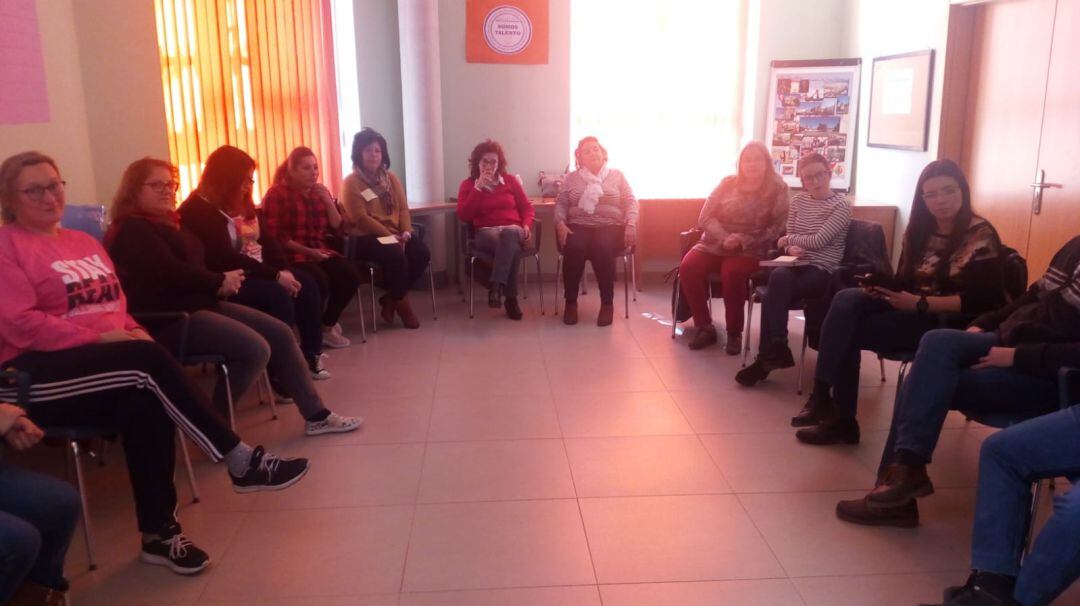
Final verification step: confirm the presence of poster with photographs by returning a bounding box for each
[765,58,861,191]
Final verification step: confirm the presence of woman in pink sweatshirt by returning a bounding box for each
[456,139,536,320]
[0,151,309,576]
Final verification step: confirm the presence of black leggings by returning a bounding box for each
[348,235,431,300]
[0,341,240,533]
[563,224,625,304]
[294,255,361,327]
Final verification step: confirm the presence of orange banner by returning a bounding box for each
[466,0,548,64]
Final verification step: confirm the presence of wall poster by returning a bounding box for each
[765,58,861,191]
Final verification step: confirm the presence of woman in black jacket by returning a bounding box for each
[178,146,329,379]
[106,157,360,437]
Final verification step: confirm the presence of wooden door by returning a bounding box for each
[1026,0,1080,278]
[960,0,1056,257]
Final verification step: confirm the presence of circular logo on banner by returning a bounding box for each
[483,5,532,55]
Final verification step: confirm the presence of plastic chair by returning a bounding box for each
[61,205,106,241]
[461,219,545,318]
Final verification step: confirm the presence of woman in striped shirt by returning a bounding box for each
[555,136,638,326]
[736,153,850,386]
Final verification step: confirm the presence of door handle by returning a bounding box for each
[1030,169,1063,215]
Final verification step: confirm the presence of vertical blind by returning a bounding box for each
[154,0,342,203]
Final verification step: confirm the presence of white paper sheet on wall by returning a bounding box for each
[0,0,51,125]
[881,68,914,116]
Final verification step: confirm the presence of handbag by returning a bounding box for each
[537,170,567,197]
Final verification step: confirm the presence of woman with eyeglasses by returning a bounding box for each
[106,157,362,438]
[792,159,1006,445]
[178,145,329,380]
[736,153,850,386]
[0,151,310,576]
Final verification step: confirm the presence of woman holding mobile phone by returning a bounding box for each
[456,139,535,320]
[792,159,1005,445]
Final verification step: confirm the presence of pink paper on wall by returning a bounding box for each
[0,0,51,124]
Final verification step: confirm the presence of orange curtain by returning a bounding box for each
[154,0,341,204]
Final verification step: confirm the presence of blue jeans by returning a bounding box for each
[759,265,830,349]
[474,226,525,297]
[815,288,939,418]
[971,406,1080,606]
[0,463,80,600]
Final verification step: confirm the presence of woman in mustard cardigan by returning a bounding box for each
[341,128,431,329]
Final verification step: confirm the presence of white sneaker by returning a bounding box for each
[322,329,351,349]
[305,412,363,436]
[307,354,331,380]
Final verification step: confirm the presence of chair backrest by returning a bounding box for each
[61,205,106,241]
[1000,245,1028,303]
[841,219,893,278]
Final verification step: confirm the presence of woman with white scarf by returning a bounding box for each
[555,136,639,326]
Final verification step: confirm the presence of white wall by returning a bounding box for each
[845,0,952,253]
[72,0,170,204]
[0,0,97,204]
[437,0,571,198]
[353,0,407,187]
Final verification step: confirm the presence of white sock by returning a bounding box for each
[225,442,255,477]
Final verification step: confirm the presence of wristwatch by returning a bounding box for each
[916,295,929,314]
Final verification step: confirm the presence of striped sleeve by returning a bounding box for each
[784,192,850,271]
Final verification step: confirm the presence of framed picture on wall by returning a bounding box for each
[867,49,934,151]
[764,58,861,192]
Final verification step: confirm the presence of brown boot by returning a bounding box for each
[395,297,420,329]
[688,326,718,350]
[597,303,614,326]
[8,580,67,606]
[563,301,578,325]
[379,294,396,326]
[835,496,919,528]
[866,464,934,507]
[725,332,742,355]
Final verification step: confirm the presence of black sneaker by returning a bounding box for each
[229,446,310,493]
[140,523,210,575]
[735,358,770,386]
[504,296,523,320]
[919,571,1020,606]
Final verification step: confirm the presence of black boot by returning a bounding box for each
[791,392,833,427]
[488,283,503,308]
[795,416,860,445]
[504,296,523,320]
[919,571,1019,606]
[735,358,770,386]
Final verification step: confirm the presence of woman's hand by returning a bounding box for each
[972,347,1015,369]
[624,226,637,249]
[311,183,335,207]
[722,234,742,251]
[786,245,806,258]
[777,235,789,249]
[966,325,985,333]
[218,269,246,297]
[277,270,302,296]
[0,403,25,435]
[556,223,573,249]
[130,327,154,342]
[0,403,43,451]
[521,224,532,245]
[98,329,140,343]
[866,287,919,311]
[475,172,496,191]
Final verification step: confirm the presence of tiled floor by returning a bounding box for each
[13,284,1079,605]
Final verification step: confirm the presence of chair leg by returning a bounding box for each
[797,332,808,395]
[536,254,545,315]
[630,252,638,301]
[220,363,235,431]
[743,295,755,368]
[369,267,378,333]
[469,258,476,319]
[1022,480,1044,560]
[428,266,438,320]
[522,257,529,300]
[623,254,630,319]
[70,440,97,571]
[879,356,886,382]
[707,283,713,318]
[671,274,680,339]
[554,255,562,316]
[255,370,269,405]
[894,360,910,401]
[263,371,278,420]
[178,436,200,503]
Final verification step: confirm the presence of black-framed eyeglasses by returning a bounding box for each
[144,180,180,194]
[19,181,66,202]
[800,170,831,184]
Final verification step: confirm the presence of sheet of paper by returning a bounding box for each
[360,188,379,202]
[0,0,51,124]
[377,235,399,245]
[881,68,914,116]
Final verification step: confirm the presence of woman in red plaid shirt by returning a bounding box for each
[262,148,360,348]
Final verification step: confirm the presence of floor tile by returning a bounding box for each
[435,355,551,397]
[545,356,665,394]
[792,572,964,606]
[600,579,806,606]
[565,435,730,497]
[400,586,601,606]
[418,439,575,502]
[554,391,693,437]
[427,392,561,441]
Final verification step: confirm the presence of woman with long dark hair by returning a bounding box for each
[262,147,360,347]
[341,128,430,329]
[177,145,329,379]
[793,159,1006,445]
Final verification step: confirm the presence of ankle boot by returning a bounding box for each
[688,326,718,350]
[563,301,579,325]
[395,297,420,329]
[379,294,396,325]
[725,332,742,356]
[597,303,614,327]
[488,284,503,308]
[504,296,523,320]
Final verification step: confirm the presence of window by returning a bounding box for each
[570,0,747,198]
[154,0,342,202]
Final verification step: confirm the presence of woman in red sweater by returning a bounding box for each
[0,151,308,575]
[456,140,536,320]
